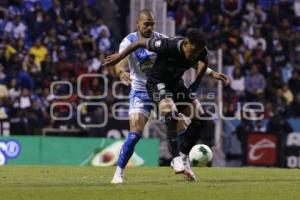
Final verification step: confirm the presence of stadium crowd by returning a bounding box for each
[0,0,126,135]
[0,0,299,135]
[167,0,300,120]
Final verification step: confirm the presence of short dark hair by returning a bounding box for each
[185,28,206,49]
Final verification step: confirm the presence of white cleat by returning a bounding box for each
[110,176,124,184]
[182,157,196,181]
[170,156,185,174]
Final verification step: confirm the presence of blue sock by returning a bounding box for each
[117,132,141,169]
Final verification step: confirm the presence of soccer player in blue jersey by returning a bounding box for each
[110,9,167,184]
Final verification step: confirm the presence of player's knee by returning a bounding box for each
[130,122,143,133]
[129,113,148,132]
[159,98,174,110]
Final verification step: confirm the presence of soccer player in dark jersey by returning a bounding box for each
[104,28,229,181]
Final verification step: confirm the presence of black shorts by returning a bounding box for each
[146,79,195,103]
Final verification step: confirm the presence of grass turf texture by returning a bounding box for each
[0,166,299,200]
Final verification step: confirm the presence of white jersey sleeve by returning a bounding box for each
[119,37,131,53]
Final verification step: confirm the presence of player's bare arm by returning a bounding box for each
[104,38,148,66]
[209,70,230,85]
[114,57,131,86]
[192,54,229,90]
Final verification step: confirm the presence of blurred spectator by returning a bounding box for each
[267,109,293,134]
[221,0,243,19]
[78,0,96,24]
[0,84,8,99]
[266,69,283,96]
[282,84,294,105]
[272,41,288,68]
[266,4,283,27]
[47,0,63,20]
[271,88,288,116]
[23,54,39,73]
[0,64,7,84]
[8,78,20,101]
[4,14,27,39]
[90,17,111,40]
[28,38,48,69]
[166,0,178,18]
[244,4,266,26]
[176,3,195,34]
[253,29,267,51]
[245,65,266,100]
[223,88,239,117]
[19,88,32,110]
[89,52,104,72]
[16,68,35,90]
[43,28,59,52]
[98,29,111,54]
[264,101,274,119]
[229,67,245,97]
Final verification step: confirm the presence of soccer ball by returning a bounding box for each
[189,144,213,166]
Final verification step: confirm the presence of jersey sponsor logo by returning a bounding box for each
[155,40,161,47]
[246,133,277,165]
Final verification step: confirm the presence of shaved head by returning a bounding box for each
[137,9,154,23]
[136,9,155,38]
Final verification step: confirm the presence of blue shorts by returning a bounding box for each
[129,90,153,118]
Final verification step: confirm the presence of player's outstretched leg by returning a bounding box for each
[179,118,207,155]
[178,117,208,181]
[111,132,141,184]
[164,112,185,173]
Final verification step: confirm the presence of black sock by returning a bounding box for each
[180,118,207,155]
[165,113,179,157]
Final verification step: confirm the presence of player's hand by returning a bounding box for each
[103,53,122,67]
[211,71,230,86]
[119,71,131,86]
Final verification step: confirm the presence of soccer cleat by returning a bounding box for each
[170,156,185,174]
[182,157,196,181]
[110,175,124,184]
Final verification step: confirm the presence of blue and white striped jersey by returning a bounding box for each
[119,32,167,91]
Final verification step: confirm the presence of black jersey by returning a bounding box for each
[146,37,208,86]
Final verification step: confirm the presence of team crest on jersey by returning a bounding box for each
[155,40,162,47]
[157,83,165,90]
[141,60,153,73]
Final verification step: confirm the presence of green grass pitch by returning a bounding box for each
[0,166,299,200]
